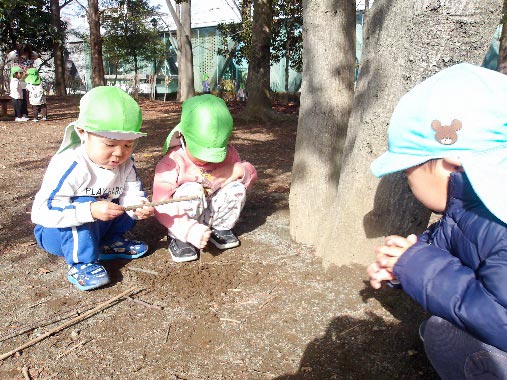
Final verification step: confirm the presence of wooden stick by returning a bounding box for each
[21,367,31,380]
[55,339,91,360]
[123,196,200,211]
[0,286,140,361]
[126,296,163,310]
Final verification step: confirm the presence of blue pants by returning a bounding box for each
[423,316,507,379]
[34,197,135,264]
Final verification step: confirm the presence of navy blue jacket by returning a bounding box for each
[394,171,507,351]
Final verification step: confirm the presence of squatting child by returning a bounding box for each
[367,63,507,379]
[31,86,155,291]
[25,67,47,122]
[153,94,257,262]
[10,66,27,122]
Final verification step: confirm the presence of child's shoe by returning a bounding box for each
[67,262,110,291]
[15,117,27,122]
[168,237,198,262]
[209,229,240,249]
[33,118,39,122]
[42,116,47,121]
[99,236,148,260]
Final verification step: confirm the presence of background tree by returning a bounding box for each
[271,0,302,104]
[0,0,60,93]
[497,0,507,74]
[242,0,273,120]
[289,0,356,246]
[102,0,165,98]
[314,0,502,267]
[165,0,195,101]
[86,0,106,86]
[50,0,72,96]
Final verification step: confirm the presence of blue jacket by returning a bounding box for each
[394,171,507,351]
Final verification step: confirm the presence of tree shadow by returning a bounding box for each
[272,284,437,380]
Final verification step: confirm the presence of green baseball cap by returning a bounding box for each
[164,94,233,163]
[58,86,145,153]
[10,66,22,78]
[25,68,40,84]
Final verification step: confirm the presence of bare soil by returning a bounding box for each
[0,96,436,379]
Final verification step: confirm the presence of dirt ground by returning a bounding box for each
[0,96,437,380]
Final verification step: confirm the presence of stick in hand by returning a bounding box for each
[123,195,200,212]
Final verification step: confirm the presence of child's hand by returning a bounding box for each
[133,205,155,220]
[200,227,211,249]
[91,200,125,221]
[212,162,245,188]
[368,234,417,289]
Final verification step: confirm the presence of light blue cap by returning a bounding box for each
[371,63,507,223]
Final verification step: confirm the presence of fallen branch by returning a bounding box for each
[123,196,199,211]
[0,286,141,361]
[21,367,31,380]
[55,339,91,360]
[127,266,159,276]
[126,296,163,310]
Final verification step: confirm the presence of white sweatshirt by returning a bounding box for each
[32,145,147,228]
[9,77,22,99]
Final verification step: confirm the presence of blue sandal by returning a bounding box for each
[100,236,148,260]
[67,262,110,291]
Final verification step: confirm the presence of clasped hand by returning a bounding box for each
[212,162,245,188]
[90,200,155,221]
[367,234,417,289]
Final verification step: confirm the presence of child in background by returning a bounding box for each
[153,94,257,262]
[367,63,507,379]
[237,84,246,102]
[25,68,47,122]
[31,86,155,291]
[9,66,27,122]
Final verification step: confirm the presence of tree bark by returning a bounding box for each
[242,0,273,119]
[497,0,507,74]
[88,0,106,87]
[318,0,502,267]
[50,0,66,96]
[289,0,356,245]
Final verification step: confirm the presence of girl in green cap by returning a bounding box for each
[31,86,155,291]
[153,94,257,262]
[25,68,47,122]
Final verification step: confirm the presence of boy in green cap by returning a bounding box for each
[153,94,257,262]
[25,67,47,122]
[31,86,155,291]
[9,66,28,122]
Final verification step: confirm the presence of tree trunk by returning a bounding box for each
[497,0,507,74]
[242,0,273,119]
[88,0,106,87]
[50,0,66,96]
[318,0,502,267]
[283,27,290,105]
[289,0,356,246]
[179,0,195,101]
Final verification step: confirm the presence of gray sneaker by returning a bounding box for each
[168,237,198,262]
[209,229,240,249]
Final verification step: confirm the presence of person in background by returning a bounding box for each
[367,63,507,379]
[9,66,28,122]
[6,44,39,118]
[25,68,47,122]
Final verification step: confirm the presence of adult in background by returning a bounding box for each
[6,44,39,118]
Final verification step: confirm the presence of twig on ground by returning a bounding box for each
[126,296,163,310]
[164,323,171,344]
[127,267,159,276]
[21,367,31,380]
[0,286,141,361]
[123,196,199,211]
[219,318,242,324]
[338,323,362,336]
[55,339,91,360]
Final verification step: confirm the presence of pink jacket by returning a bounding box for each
[153,145,257,247]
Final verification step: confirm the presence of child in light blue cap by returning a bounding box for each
[367,63,507,379]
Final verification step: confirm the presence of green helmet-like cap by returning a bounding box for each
[10,66,22,78]
[58,86,145,153]
[164,94,233,163]
[25,68,40,85]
